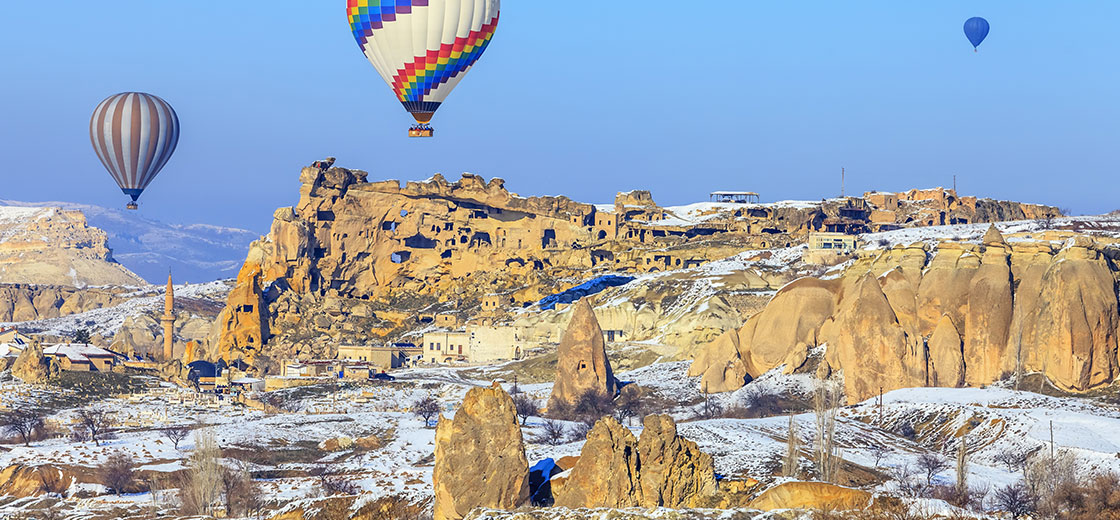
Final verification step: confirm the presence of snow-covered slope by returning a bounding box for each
[0,200,257,283]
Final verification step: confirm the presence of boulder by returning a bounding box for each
[748,481,872,512]
[11,341,49,384]
[547,298,616,410]
[433,382,529,520]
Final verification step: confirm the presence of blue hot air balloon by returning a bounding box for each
[964,17,990,51]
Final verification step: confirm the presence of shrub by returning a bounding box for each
[993,481,1036,519]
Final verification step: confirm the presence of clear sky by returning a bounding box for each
[2,1,1118,232]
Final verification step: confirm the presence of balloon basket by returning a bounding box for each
[126,202,139,210]
[409,125,434,138]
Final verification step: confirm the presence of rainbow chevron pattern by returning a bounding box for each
[347,0,499,123]
[391,17,499,103]
[347,0,428,49]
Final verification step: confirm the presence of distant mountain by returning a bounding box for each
[0,200,257,284]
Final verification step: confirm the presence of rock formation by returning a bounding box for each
[691,228,1120,403]
[553,417,642,509]
[11,341,49,384]
[433,382,529,520]
[0,284,124,322]
[553,415,716,509]
[636,415,718,508]
[211,160,1056,366]
[548,298,616,409]
[0,205,144,286]
[748,481,872,512]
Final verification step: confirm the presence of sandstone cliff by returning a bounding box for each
[433,382,530,520]
[0,284,124,322]
[0,206,144,286]
[210,160,1061,367]
[691,227,1120,403]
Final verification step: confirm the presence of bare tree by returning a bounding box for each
[511,393,539,426]
[994,447,1030,473]
[993,482,1036,519]
[890,463,922,497]
[917,452,949,487]
[813,377,842,483]
[612,390,644,427]
[99,450,136,495]
[221,461,258,517]
[783,413,800,478]
[178,429,223,515]
[2,409,45,446]
[411,396,441,428]
[699,392,723,420]
[869,443,889,469]
[76,408,113,446]
[535,419,567,446]
[161,424,192,450]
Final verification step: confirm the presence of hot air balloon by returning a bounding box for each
[347,0,500,137]
[89,92,180,210]
[964,17,990,52]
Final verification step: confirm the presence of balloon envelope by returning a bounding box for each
[347,0,500,125]
[89,92,180,202]
[964,17,990,50]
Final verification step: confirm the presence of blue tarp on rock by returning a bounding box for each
[538,275,635,311]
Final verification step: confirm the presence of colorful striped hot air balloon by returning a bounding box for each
[347,0,500,137]
[89,92,180,210]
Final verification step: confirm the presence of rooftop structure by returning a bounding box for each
[710,191,760,204]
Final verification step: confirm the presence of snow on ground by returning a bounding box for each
[0,280,231,337]
[4,357,1120,518]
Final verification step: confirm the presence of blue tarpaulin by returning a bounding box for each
[538,275,635,310]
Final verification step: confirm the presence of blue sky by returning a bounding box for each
[2,1,1118,232]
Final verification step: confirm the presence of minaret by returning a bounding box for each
[162,271,175,362]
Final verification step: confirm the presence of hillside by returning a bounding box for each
[0,200,257,284]
[0,206,144,287]
[207,159,1060,366]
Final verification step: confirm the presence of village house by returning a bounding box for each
[42,344,124,372]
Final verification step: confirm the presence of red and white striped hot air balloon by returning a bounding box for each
[89,92,180,210]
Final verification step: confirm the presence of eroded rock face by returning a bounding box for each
[433,382,529,520]
[0,285,124,323]
[691,231,1120,403]
[212,161,1056,367]
[748,481,872,512]
[553,415,717,509]
[636,415,717,508]
[11,341,49,384]
[0,206,145,287]
[0,464,74,498]
[552,417,641,509]
[548,298,616,409]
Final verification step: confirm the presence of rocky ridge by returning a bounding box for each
[0,205,144,287]
[210,160,1058,367]
[691,226,1120,402]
